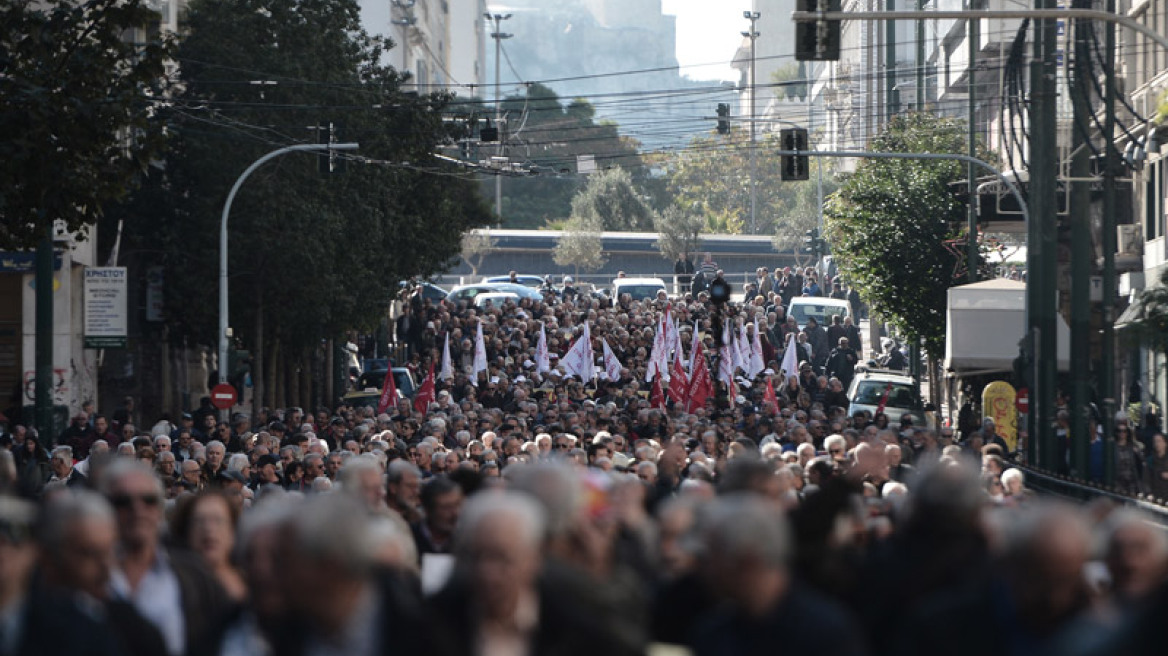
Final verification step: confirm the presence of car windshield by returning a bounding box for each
[358,370,413,394]
[852,381,921,409]
[616,285,664,300]
[790,303,848,325]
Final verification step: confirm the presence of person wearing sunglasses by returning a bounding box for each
[104,460,229,656]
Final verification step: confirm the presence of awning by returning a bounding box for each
[1115,301,1142,329]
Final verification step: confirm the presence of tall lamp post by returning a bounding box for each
[743,10,761,234]
[486,12,513,221]
[219,143,358,386]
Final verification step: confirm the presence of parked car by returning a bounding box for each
[787,296,852,330]
[446,282,543,304]
[612,277,667,301]
[481,274,546,289]
[353,366,418,399]
[846,367,932,427]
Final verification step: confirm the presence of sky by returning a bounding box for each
[662,0,754,82]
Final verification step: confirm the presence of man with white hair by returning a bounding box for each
[427,491,640,655]
[48,445,87,488]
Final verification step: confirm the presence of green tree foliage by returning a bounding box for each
[664,131,834,237]
[553,216,606,275]
[772,161,833,266]
[460,229,497,276]
[570,167,654,232]
[481,84,642,229]
[110,0,491,353]
[654,206,704,263]
[824,112,972,357]
[770,62,808,102]
[0,0,172,249]
[1124,268,1168,366]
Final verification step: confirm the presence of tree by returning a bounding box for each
[109,0,491,406]
[569,167,654,232]
[663,131,835,237]
[461,229,497,276]
[772,161,835,267]
[553,217,606,276]
[825,112,974,361]
[771,62,808,102]
[1125,268,1168,370]
[0,0,172,249]
[654,206,703,263]
[472,84,643,229]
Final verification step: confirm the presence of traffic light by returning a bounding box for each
[781,128,810,181]
[795,0,842,61]
[802,228,829,259]
[480,118,498,142]
[716,103,731,135]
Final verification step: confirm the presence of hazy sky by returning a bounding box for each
[662,0,753,82]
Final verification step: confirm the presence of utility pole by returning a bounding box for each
[486,12,513,222]
[967,7,978,283]
[916,0,926,110]
[1028,0,1059,469]
[1101,0,1117,483]
[886,0,899,119]
[1069,0,1091,476]
[743,10,761,235]
[34,223,53,437]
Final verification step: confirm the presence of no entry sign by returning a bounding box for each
[211,383,238,410]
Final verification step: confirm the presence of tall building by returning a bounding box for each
[359,0,486,96]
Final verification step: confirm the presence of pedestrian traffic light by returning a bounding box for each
[716,103,731,135]
[795,0,842,61]
[781,128,810,181]
[802,228,828,258]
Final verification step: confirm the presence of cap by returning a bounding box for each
[217,470,248,485]
[181,412,193,420]
[256,454,280,468]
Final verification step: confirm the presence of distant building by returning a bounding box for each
[359,0,486,96]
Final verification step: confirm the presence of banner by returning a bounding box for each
[376,366,398,414]
[84,267,128,349]
[413,363,436,413]
[982,380,1018,451]
[438,333,453,381]
[471,322,488,385]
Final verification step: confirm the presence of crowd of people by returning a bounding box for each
[0,274,1166,656]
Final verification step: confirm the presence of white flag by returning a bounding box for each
[560,322,596,381]
[780,332,799,385]
[749,318,766,378]
[688,321,702,373]
[734,323,749,373]
[645,313,670,382]
[719,323,737,389]
[471,321,488,386]
[439,333,453,381]
[535,322,550,376]
[602,338,623,382]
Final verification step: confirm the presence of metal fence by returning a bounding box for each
[1019,464,1168,530]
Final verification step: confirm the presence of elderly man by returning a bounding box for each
[427,491,640,656]
[103,460,228,656]
[48,445,88,488]
[411,477,463,559]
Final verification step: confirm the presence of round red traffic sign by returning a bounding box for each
[211,382,238,410]
[1015,387,1029,414]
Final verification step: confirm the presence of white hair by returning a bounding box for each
[824,434,847,454]
[293,493,380,575]
[702,494,791,567]
[1000,468,1025,489]
[37,490,115,556]
[311,476,333,493]
[455,491,547,553]
[227,453,250,472]
[51,445,73,461]
[882,481,909,499]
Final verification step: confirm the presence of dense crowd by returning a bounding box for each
[0,270,1166,656]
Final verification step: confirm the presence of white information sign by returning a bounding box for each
[84,267,128,348]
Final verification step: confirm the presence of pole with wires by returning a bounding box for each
[743,10,761,234]
[486,12,513,223]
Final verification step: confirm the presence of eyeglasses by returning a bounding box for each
[829,448,843,455]
[553,443,571,449]
[109,493,162,509]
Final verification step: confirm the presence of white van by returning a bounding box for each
[788,296,852,330]
[612,277,668,301]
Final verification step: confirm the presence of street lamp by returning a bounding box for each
[219,143,358,389]
[485,12,513,222]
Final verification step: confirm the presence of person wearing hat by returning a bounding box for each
[253,454,283,489]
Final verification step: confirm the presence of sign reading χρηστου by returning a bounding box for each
[84,267,128,349]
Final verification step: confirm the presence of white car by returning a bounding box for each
[612,277,667,301]
[846,367,931,427]
[787,296,852,330]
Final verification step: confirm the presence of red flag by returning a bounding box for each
[376,366,398,414]
[413,363,436,414]
[650,376,667,410]
[764,376,779,416]
[667,349,688,405]
[684,350,713,414]
[875,382,894,415]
